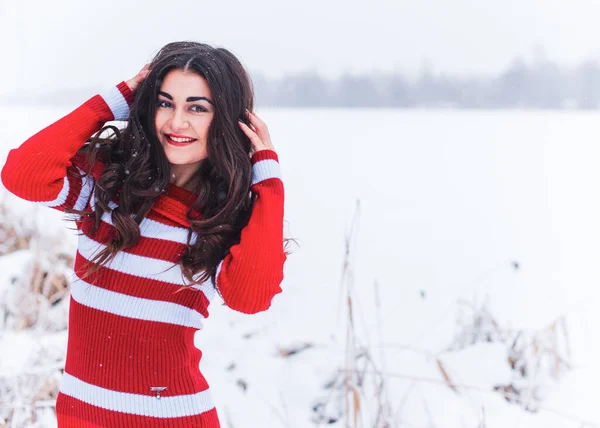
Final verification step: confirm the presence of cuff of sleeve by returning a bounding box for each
[99,82,133,121]
[251,150,281,186]
[251,149,278,164]
[117,81,134,104]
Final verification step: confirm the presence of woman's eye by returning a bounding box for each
[157,100,172,108]
[190,105,207,113]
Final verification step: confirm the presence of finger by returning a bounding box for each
[138,65,151,77]
[245,111,274,149]
[246,109,261,120]
[245,111,267,140]
[245,110,266,128]
[240,111,257,132]
[137,69,151,84]
[238,120,258,139]
[238,121,264,150]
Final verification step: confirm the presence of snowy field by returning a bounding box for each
[0,104,599,427]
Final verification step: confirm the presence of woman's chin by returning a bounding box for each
[164,152,208,166]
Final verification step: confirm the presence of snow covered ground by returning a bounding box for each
[0,105,599,427]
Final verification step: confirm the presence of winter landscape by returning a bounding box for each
[0,105,599,427]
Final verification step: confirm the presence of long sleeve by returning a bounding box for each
[0,82,133,219]
[215,150,286,314]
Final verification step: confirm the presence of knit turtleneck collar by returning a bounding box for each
[83,157,203,229]
[152,183,202,228]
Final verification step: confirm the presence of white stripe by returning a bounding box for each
[89,188,196,245]
[72,168,95,211]
[38,167,95,217]
[77,233,216,302]
[213,260,224,299]
[59,372,215,418]
[37,176,69,207]
[70,276,205,329]
[99,85,130,121]
[64,168,95,221]
[251,159,282,186]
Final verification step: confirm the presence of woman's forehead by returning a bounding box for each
[160,69,212,100]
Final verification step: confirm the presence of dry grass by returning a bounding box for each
[310,200,395,428]
[0,198,73,427]
[307,199,594,428]
[0,200,35,257]
[447,298,573,413]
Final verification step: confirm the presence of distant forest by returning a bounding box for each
[6,57,600,109]
[252,57,600,109]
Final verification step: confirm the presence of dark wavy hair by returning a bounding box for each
[65,41,284,289]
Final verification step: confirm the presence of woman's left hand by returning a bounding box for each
[238,110,276,154]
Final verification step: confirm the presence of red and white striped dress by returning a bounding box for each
[1,82,286,427]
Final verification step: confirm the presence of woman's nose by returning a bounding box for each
[170,108,189,130]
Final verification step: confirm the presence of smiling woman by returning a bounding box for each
[0,41,289,428]
[154,69,215,189]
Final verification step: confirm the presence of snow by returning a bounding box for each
[0,106,599,427]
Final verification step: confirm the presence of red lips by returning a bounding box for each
[165,134,198,146]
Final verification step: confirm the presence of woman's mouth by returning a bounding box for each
[165,134,198,147]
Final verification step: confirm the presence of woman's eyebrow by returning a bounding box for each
[187,96,214,105]
[159,91,214,106]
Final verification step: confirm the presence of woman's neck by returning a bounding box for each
[169,163,202,192]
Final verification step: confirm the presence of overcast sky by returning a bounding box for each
[2,0,600,95]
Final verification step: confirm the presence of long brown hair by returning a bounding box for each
[66,41,269,289]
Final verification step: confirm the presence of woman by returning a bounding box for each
[1,41,287,427]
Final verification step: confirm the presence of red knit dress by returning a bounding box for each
[0,82,286,427]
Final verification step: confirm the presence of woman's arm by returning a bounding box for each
[0,65,148,219]
[0,83,133,217]
[214,149,286,314]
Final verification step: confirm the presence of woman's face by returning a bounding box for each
[154,69,215,168]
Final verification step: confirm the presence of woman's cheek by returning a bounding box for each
[154,111,166,131]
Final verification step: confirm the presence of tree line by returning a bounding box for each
[252,58,600,109]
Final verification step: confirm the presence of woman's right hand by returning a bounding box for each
[126,64,151,92]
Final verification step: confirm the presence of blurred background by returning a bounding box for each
[0,1,599,427]
[5,0,600,109]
